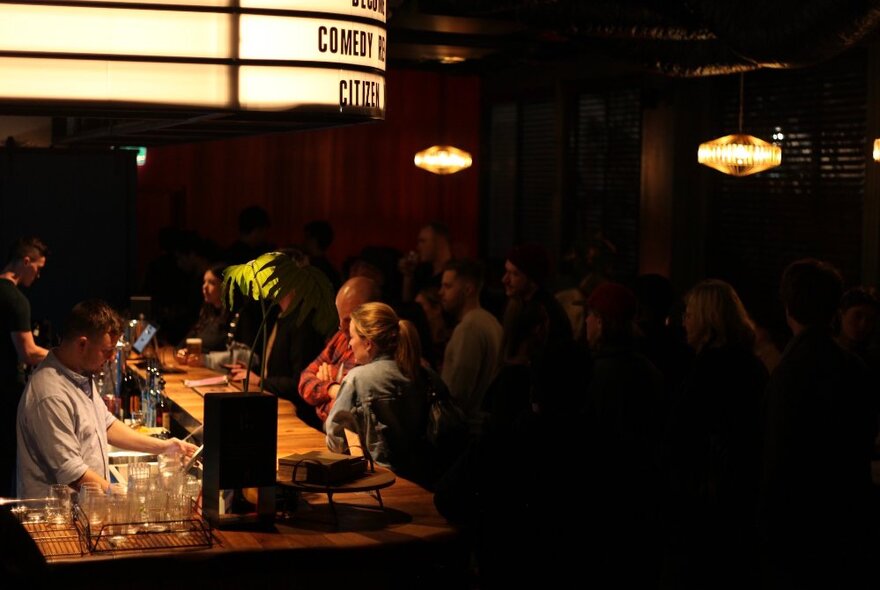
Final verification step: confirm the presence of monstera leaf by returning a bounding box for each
[220,251,338,392]
[223,252,285,304]
[223,251,337,335]
[266,263,338,337]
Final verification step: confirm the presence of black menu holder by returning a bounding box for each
[202,392,277,528]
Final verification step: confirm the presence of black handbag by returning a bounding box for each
[425,374,468,450]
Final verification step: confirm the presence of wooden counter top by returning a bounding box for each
[42,360,464,588]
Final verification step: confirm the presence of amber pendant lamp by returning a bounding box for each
[414,77,472,175]
[698,74,782,176]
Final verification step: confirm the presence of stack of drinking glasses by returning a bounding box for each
[73,458,203,550]
[5,486,85,559]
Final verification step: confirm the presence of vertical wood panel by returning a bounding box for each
[864,40,880,285]
[639,88,674,277]
[136,69,481,278]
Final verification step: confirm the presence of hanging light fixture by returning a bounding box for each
[414,76,472,175]
[414,145,473,174]
[873,139,880,161]
[698,74,781,176]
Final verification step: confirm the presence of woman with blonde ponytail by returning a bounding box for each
[325,302,446,475]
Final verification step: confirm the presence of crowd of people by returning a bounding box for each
[2,207,879,588]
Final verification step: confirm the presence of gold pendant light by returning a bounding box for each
[414,76,472,175]
[872,139,880,161]
[414,145,473,174]
[698,74,781,176]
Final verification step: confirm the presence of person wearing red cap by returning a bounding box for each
[580,281,664,587]
[503,243,572,345]
[583,281,638,350]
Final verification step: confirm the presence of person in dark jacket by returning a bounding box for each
[763,259,877,588]
[228,250,329,429]
[664,279,768,589]
[503,242,573,345]
[582,281,664,588]
[634,273,694,396]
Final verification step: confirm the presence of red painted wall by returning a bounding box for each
[135,69,481,278]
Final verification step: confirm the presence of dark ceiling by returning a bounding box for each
[17,0,880,147]
[390,0,880,76]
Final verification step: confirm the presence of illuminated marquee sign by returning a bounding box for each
[0,0,386,118]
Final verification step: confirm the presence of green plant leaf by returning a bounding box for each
[220,250,339,391]
[251,252,285,300]
[276,265,338,338]
[222,252,292,306]
[222,263,253,308]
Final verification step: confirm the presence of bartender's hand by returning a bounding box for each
[162,438,198,458]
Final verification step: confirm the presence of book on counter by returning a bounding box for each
[278,450,367,485]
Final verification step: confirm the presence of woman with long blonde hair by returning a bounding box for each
[665,279,768,587]
[325,302,445,475]
[682,279,756,353]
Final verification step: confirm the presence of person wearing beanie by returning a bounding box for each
[503,243,573,345]
[584,281,638,349]
[579,281,664,587]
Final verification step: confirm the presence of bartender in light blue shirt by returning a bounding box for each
[16,299,196,498]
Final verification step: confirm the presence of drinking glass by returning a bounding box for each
[127,463,151,528]
[78,482,103,511]
[84,491,107,532]
[48,483,72,525]
[129,410,145,430]
[107,489,130,538]
[186,338,203,367]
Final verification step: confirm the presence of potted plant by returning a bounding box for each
[221,250,338,393]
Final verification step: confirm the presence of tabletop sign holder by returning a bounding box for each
[202,392,277,528]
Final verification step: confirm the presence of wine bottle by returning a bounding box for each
[120,368,140,421]
[157,377,171,432]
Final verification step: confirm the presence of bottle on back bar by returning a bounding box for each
[120,368,140,421]
[157,377,171,432]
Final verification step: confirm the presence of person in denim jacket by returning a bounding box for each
[326,302,440,477]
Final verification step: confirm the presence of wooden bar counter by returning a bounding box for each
[45,362,465,589]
